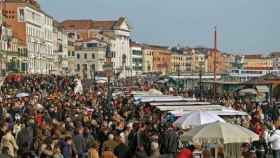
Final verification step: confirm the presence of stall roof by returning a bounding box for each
[170,107,248,116]
[134,96,197,103]
[156,105,223,111]
[150,101,211,106]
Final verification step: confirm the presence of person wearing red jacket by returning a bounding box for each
[176,145,195,158]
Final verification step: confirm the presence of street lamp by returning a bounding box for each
[199,61,203,101]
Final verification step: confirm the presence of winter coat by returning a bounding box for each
[103,151,117,158]
[0,132,18,157]
[16,126,33,154]
[102,140,118,153]
[268,130,280,150]
[88,148,99,158]
[73,134,86,154]
[160,129,178,154]
[114,143,130,158]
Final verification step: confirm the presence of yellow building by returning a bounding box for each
[142,46,154,73]
[171,52,189,73]
[244,55,273,70]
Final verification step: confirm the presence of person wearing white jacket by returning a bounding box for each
[268,129,280,158]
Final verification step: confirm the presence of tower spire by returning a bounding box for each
[213,26,218,99]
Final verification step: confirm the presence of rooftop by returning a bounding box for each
[142,44,169,50]
[244,54,263,59]
[61,17,130,31]
[130,40,143,48]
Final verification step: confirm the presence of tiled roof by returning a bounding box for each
[130,40,142,47]
[6,0,45,15]
[61,17,129,31]
[92,21,115,30]
[244,54,263,59]
[142,44,169,50]
[270,52,280,58]
[61,19,93,30]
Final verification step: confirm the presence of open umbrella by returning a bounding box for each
[16,92,30,98]
[239,88,257,96]
[174,111,225,129]
[147,89,163,96]
[181,121,259,144]
[96,79,107,84]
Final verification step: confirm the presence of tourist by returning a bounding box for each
[149,142,161,158]
[103,146,117,158]
[268,127,280,158]
[88,141,100,158]
[176,145,195,158]
[102,134,118,155]
[0,128,18,157]
[114,134,130,158]
[61,136,78,158]
[73,127,87,158]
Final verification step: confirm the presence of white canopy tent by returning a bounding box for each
[134,96,197,103]
[168,106,248,116]
[150,101,211,106]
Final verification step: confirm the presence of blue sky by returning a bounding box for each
[38,0,280,53]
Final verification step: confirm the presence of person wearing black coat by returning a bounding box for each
[159,125,178,158]
[16,122,34,156]
[114,135,130,158]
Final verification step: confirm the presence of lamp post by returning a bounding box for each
[105,45,113,116]
[199,61,203,101]
[176,64,181,92]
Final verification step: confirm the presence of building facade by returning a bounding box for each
[75,38,107,79]
[271,52,280,70]
[243,54,273,70]
[142,46,154,73]
[223,53,236,73]
[0,24,27,74]
[52,21,68,75]
[171,52,189,73]
[149,45,171,75]
[5,0,54,74]
[130,41,143,76]
[207,49,225,74]
[62,17,132,78]
[67,40,76,75]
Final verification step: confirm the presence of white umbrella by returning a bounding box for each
[16,92,30,98]
[181,121,259,144]
[147,89,163,96]
[239,88,257,96]
[96,79,107,84]
[173,111,225,129]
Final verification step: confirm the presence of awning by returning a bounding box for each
[256,85,269,93]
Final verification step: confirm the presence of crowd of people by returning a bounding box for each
[0,74,186,158]
[0,74,280,158]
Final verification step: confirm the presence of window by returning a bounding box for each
[82,64,87,71]
[84,53,87,59]
[77,64,80,71]
[32,12,35,20]
[92,53,95,59]
[77,53,80,59]
[87,43,97,48]
[18,8,24,21]
[72,51,75,57]
[91,64,95,71]
[68,51,71,57]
